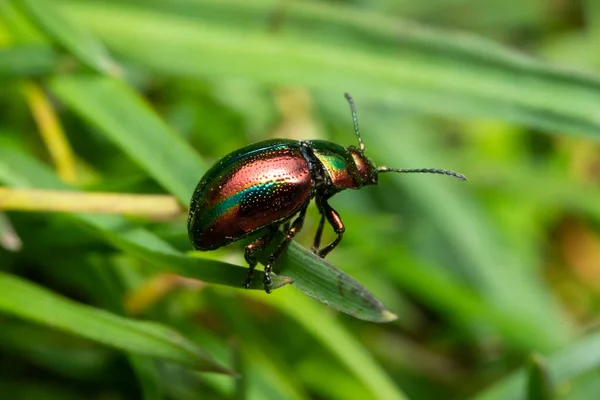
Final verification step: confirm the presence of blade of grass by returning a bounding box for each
[129,356,163,400]
[89,255,164,400]
[383,252,560,351]
[475,331,600,400]
[206,291,312,400]
[22,81,77,183]
[19,0,120,76]
[50,75,205,203]
[57,0,600,142]
[0,187,182,220]
[527,354,554,400]
[262,234,397,323]
[0,320,112,380]
[360,113,570,349]
[0,271,232,374]
[0,45,58,78]
[243,289,407,400]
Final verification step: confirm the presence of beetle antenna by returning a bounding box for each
[378,167,467,181]
[344,93,365,152]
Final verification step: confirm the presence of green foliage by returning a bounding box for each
[2,0,600,399]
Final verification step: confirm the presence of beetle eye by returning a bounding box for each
[350,150,376,186]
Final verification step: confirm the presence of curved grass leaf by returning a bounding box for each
[243,289,406,400]
[0,45,58,78]
[47,75,395,321]
[263,235,396,323]
[19,0,119,76]
[50,75,206,203]
[382,251,560,351]
[57,0,600,142]
[0,272,231,374]
[527,354,554,400]
[476,331,600,400]
[359,113,570,350]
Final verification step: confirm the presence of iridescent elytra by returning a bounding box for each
[188,93,466,293]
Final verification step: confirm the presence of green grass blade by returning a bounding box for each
[129,356,163,400]
[0,45,58,78]
[263,236,396,323]
[0,272,232,374]
[18,0,119,75]
[245,289,407,400]
[58,0,600,141]
[50,75,206,204]
[384,253,558,350]
[527,354,554,400]
[476,331,600,400]
[361,114,569,349]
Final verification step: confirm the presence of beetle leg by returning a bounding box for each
[282,221,291,232]
[311,212,326,254]
[263,205,308,293]
[316,200,345,258]
[243,229,277,289]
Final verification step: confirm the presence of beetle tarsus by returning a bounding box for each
[261,206,308,293]
[263,274,272,293]
[243,230,277,290]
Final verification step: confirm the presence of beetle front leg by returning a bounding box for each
[263,205,308,293]
[243,229,277,289]
[316,200,345,258]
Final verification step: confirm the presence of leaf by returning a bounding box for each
[244,289,407,400]
[58,0,600,142]
[0,45,58,78]
[359,112,570,350]
[475,331,600,400]
[527,354,554,400]
[0,187,181,219]
[19,0,119,75]
[263,235,397,323]
[0,271,232,374]
[50,75,206,203]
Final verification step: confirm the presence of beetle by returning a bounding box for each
[188,93,466,293]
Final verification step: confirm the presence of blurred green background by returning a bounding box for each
[2,0,600,399]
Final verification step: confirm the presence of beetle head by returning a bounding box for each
[344,93,467,185]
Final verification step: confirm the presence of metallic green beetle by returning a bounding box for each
[188,94,466,292]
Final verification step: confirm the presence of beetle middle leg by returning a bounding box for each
[263,205,308,293]
[314,198,345,258]
[243,228,277,289]
[311,213,325,254]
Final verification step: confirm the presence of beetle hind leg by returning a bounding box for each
[263,205,309,293]
[243,229,277,289]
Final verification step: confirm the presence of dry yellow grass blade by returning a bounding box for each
[22,81,77,183]
[0,212,22,252]
[0,187,182,220]
[125,273,205,315]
